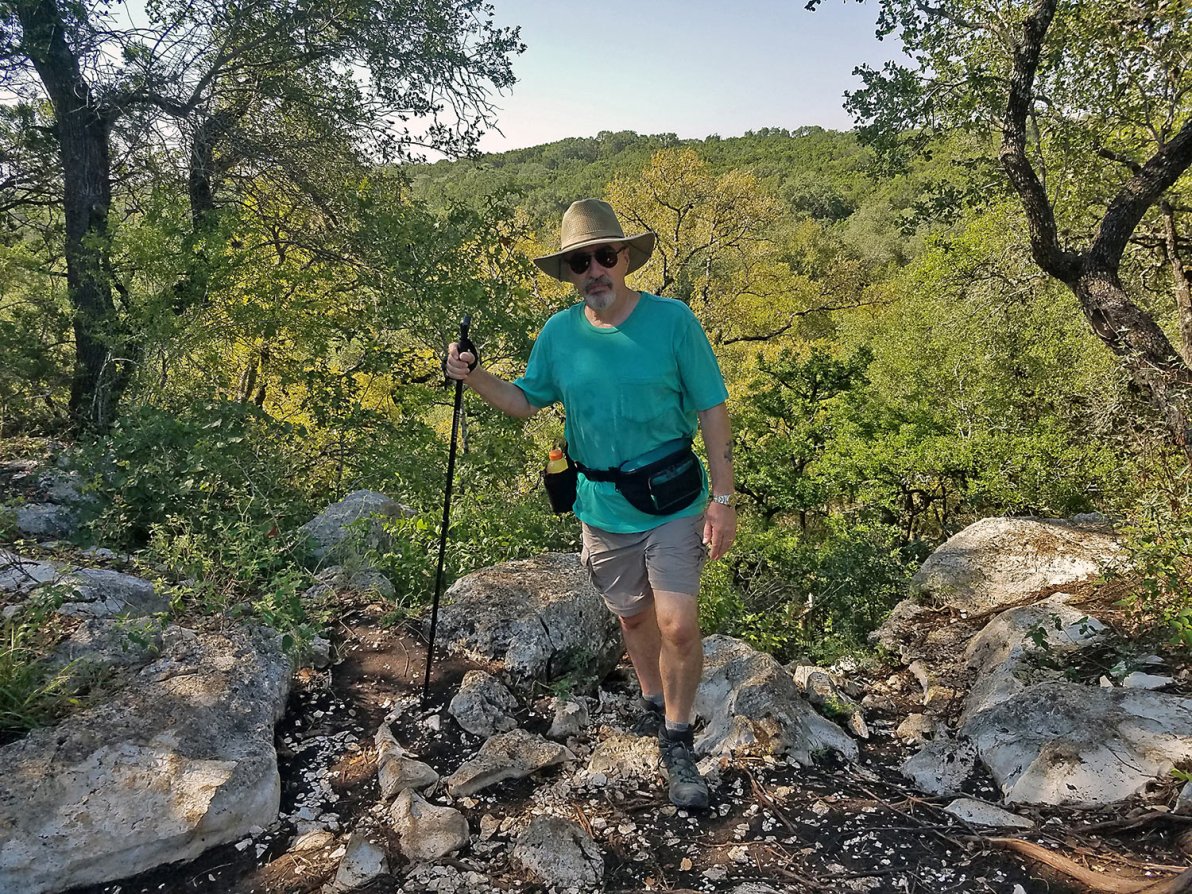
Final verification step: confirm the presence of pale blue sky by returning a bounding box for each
[479,0,903,152]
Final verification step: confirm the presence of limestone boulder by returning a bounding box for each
[58,568,169,618]
[960,595,1107,722]
[15,502,77,538]
[511,815,603,891]
[433,553,621,690]
[299,489,413,563]
[444,729,572,797]
[0,550,63,595]
[962,682,1192,806]
[448,670,519,737]
[907,516,1123,614]
[695,635,858,765]
[0,625,292,894]
[389,789,469,863]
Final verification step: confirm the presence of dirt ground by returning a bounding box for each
[62,594,1192,894]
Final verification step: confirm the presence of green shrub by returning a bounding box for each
[148,515,319,652]
[77,400,317,549]
[1122,475,1192,646]
[0,590,97,739]
[700,519,914,664]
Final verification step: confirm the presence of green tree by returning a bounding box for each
[834,0,1192,462]
[0,0,521,431]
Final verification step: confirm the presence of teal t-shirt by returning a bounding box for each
[514,292,729,533]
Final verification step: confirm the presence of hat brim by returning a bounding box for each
[533,232,656,281]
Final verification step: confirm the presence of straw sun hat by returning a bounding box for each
[533,199,656,281]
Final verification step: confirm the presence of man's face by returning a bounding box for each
[564,243,627,312]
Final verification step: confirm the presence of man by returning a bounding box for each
[446,198,736,809]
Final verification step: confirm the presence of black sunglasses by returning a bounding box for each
[566,245,624,275]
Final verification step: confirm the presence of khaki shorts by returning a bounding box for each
[580,514,707,617]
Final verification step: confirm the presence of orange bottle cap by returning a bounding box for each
[548,448,564,460]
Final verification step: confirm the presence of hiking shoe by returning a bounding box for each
[630,698,665,737]
[658,728,709,809]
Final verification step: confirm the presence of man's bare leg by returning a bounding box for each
[651,589,703,725]
[619,602,663,697]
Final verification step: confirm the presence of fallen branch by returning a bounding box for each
[744,769,800,836]
[1081,810,1192,835]
[984,836,1192,893]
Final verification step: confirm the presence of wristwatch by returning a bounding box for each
[711,493,736,507]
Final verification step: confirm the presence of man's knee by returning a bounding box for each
[653,594,701,648]
[618,605,655,632]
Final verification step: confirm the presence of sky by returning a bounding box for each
[477,0,904,153]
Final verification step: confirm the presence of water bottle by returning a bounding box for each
[544,447,576,514]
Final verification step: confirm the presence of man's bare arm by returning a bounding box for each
[697,402,737,560]
[446,344,540,419]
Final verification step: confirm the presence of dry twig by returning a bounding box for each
[983,836,1192,893]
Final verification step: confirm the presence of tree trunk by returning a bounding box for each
[17,1,123,432]
[1073,269,1192,463]
[1161,202,1192,364]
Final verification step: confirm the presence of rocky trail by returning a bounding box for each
[3,466,1191,894]
[63,594,1188,894]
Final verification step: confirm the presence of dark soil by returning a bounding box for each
[63,594,1192,894]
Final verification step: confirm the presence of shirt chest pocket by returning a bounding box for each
[615,375,673,425]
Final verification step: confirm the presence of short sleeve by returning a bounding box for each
[513,327,560,410]
[677,311,729,411]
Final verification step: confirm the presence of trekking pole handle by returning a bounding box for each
[458,314,477,370]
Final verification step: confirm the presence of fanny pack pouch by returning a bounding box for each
[613,439,703,516]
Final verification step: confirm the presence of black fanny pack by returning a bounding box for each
[577,439,704,516]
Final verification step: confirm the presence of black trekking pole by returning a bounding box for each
[423,313,475,706]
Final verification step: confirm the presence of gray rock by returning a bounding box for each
[511,815,603,891]
[325,831,388,892]
[347,570,395,599]
[299,490,413,563]
[964,594,1106,675]
[15,502,77,538]
[0,626,291,894]
[444,729,573,797]
[895,713,937,745]
[448,670,519,737]
[900,736,978,796]
[1176,782,1192,816]
[791,665,869,739]
[45,618,164,686]
[962,683,1192,806]
[0,550,63,594]
[1122,672,1173,690]
[943,798,1034,829]
[586,732,659,783]
[39,469,87,505]
[389,789,470,862]
[871,599,931,658]
[434,553,621,690]
[375,725,439,801]
[307,635,333,670]
[57,569,168,618]
[959,595,1108,722]
[695,636,858,765]
[907,516,1124,614]
[548,697,590,739]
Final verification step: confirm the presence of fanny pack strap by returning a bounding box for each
[573,461,620,483]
